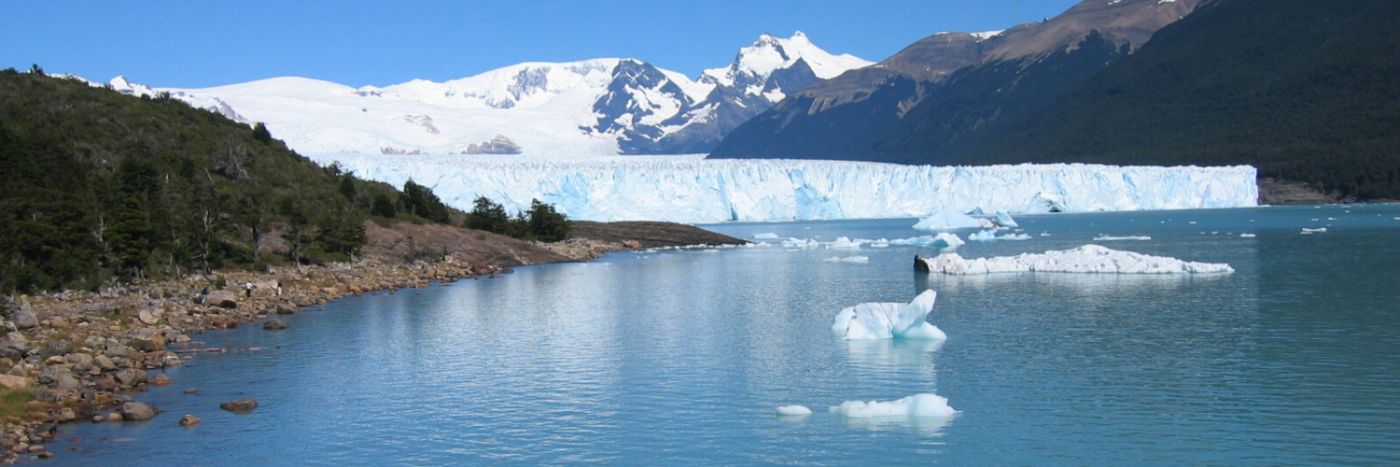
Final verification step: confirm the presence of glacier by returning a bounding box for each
[310,154,1258,224]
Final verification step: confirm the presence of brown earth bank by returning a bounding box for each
[0,220,743,464]
[1258,177,1399,206]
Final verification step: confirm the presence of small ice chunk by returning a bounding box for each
[753,233,780,239]
[782,238,820,249]
[1240,233,1256,238]
[827,236,863,250]
[823,256,870,264]
[832,290,946,340]
[994,211,1019,227]
[829,393,957,418]
[776,405,813,416]
[917,244,1233,274]
[1092,235,1152,241]
[968,230,997,241]
[913,211,987,230]
[1301,227,1326,233]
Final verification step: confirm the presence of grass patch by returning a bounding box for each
[0,388,45,423]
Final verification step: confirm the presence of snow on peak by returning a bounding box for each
[703,32,872,87]
[971,30,1005,41]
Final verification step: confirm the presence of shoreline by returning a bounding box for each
[0,222,746,464]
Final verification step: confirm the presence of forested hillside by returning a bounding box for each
[0,70,413,293]
[966,0,1400,200]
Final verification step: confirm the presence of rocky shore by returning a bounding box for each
[0,221,745,463]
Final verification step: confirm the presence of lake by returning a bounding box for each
[45,205,1400,466]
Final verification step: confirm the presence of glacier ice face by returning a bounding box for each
[994,211,1019,227]
[832,290,946,340]
[829,393,958,418]
[919,244,1235,274]
[310,154,1259,224]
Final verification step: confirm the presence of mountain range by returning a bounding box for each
[101,32,870,156]
[708,0,1206,164]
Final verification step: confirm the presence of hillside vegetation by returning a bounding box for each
[0,70,412,293]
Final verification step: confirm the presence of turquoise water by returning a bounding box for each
[47,205,1400,466]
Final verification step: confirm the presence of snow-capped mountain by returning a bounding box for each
[108,32,869,156]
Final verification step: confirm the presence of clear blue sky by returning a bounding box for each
[2,0,1080,89]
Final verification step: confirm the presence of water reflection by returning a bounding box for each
[843,338,943,374]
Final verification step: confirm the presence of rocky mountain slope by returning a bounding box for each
[708,0,1204,163]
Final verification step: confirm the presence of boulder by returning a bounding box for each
[178,414,201,427]
[128,329,167,352]
[219,398,258,412]
[0,374,31,390]
[52,407,76,423]
[93,355,117,371]
[114,368,147,387]
[149,374,171,386]
[205,290,238,309]
[0,338,30,361]
[137,309,160,325]
[262,319,287,331]
[10,307,38,330]
[119,402,156,421]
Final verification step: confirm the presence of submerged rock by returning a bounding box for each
[178,414,201,426]
[220,398,258,412]
[262,319,287,330]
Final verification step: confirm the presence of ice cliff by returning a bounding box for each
[311,155,1258,224]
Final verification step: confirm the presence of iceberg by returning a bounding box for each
[831,290,946,340]
[308,154,1259,223]
[888,233,965,248]
[968,229,1030,241]
[1092,235,1152,241]
[913,211,990,230]
[917,244,1234,274]
[994,211,1019,228]
[823,256,870,264]
[775,405,813,416]
[829,393,958,418]
[827,236,863,250]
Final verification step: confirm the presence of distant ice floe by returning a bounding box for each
[829,393,958,418]
[827,236,863,250]
[775,405,813,416]
[1092,235,1152,241]
[753,233,780,239]
[1240,233,1257,238]
[823,256,870,264]
[1301,227,1327,234]
[913,211,992,230]
[832,290,946,340]
[969,230,1032,241]
[888,233,965,248]
[917,244,1234,274]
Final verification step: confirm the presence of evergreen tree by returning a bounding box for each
[464,196,509,234]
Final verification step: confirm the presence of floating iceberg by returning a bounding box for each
[831,290,946,340]
[827,236,863,250]
[888,233,965,248]
[775,405,813,416]
[916,244,1234,274]
[829,393,958,418]
[1093,235,1152,241]
[913,211,990,230]
[969,230,1034,241]
[823,256,870,264]
[1240,233,1256,238]
[994,211,1019,228]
